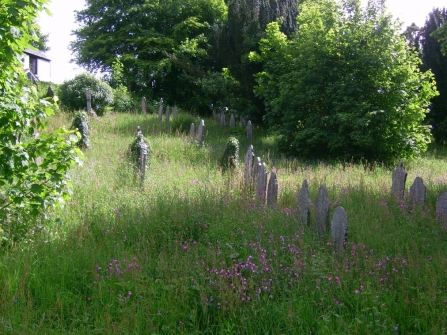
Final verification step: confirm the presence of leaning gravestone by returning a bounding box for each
[297,179,312,225]
[409,177,426,205]
[391,162,407,199]
[230,114,235,127]
[267,171,278,208]
[244,145,254,184]
[189,123,195,138]
[315,184,331,237]
[197,119,205,144]
[331,206,348,249]
[158,99,163,121]
[247,120,253,143]
[142,97,147,114]
[165,106,170,124]
[436,192,447,221]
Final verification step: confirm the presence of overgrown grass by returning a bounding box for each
[1,111,447,334]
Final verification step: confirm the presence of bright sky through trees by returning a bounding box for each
[37,0,446,83]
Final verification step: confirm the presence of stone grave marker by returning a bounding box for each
[267,171,278,208]
[391,162,407,198]
[165,106,170,123]
[86,90,92,113]
[436,192,447,220]
[315,184,331,237]
[197,119,205,144]
[220,113,226,128]
[142,97,147,114]
[173,105,178,120]
[253,157,261,186]
[297,179,312,225]
[409,177,426,205]
[230,114,235,127]
[247,120,252,143]
[256,162,268,204]
[158,99,163,121]
[244,145,254,184]
[189,123,195,138]
[331,206,348,248]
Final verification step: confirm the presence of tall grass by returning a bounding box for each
[1,111,447,334]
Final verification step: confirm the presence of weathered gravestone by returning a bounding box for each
[315,184,331,237]
[409,177,426,205]
[247,120,252,143]
[86,90,92,113]
[230,114,235,127]
[297,179,312,225]
[141,97,147,114]
[158,99,163,121]
[46,85,55,98]
[253,157,261,186]
[436,192,447,221]
[220,113,226,128]
[165,106,170,123]
[256,162,268,205]
[197,119,205,144]
[244,145,254,184]
[331,206,348,249]
[267,171,278,209]
[189,123,195,138]
[391,162,407,199]
[173,105,178,120]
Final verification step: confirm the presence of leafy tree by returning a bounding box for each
[70,0,227,110]
[250,0,438,163]
[30,24,50,52]
[420,8,447,142]
[0,0,82,243]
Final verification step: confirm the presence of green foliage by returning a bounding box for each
[220,136,239,172]
[0,0,82,244]
[170,113,198,133]
[128,131,152,172]
[59,73,114,116]
[71,111,90,149]
[251,0,439,163]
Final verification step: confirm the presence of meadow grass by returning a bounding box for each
[1,110,447,334]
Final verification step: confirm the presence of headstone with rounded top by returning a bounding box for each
[267,171,278,208]
[409,176,426,205]
[315,184,331,237]
[391,162,407,199]
[331,206,348,249]
[297,179,312,225]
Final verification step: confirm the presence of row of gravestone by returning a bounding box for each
[392,162,447,221]
[212,110,253,144]
[243,144,348,248]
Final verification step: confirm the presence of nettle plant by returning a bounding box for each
[71,111,90,149]
[0,0,82,244]
[220,136,240,173]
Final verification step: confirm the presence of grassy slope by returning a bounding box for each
[1,111,447,334]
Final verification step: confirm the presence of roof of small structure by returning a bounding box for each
[24,48,51,62]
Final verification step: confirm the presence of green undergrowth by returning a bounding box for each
[1,112,447,334]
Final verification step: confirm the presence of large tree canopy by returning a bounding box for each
[250,0,438,162]
[70,0,227,106]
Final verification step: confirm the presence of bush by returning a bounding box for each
[112,87,135,113]
[71,111,90,149]
[59,73,114,115]
[220,136,239,173]
[171,113,198,134]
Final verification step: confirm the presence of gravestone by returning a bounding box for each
[86,91,92,114]
[247,120,252,143]
[165,106,170,123]
[253,157,261,186]
[142,97,147,114]
[267,171,278,208]
[436,192,447,220]
[197,119,205,144]
[315,184,331,237]
[158,99,163,121]
[331,206,348,249]
[391,162,407,198]
[189,123,195,138]
[46,85,54,98]
[230,114,235,127]
[173,105,178,120]
[256,162,268,204]
[297,179,312,225]
[212,110,217,122]
[220,113,226,128]
[244,145,254,183]
[409,177,426,205]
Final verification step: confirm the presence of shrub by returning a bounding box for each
[112,87,135,113]
[71,111,90,149]
[59,73,114,115]
[171,113,198,134]
[220,136,240,173]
